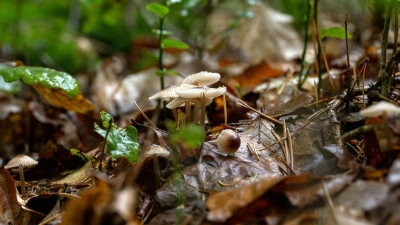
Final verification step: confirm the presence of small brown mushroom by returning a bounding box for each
[4,154,38,198]
[210,129,241,155]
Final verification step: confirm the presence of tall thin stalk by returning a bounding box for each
[379,0,396,96]
[313,0,322,98]
[158,16,165,91]
[298,0,312,89]
[393,1,398,57]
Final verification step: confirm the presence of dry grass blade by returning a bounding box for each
[286,126,294,170]
[133,101,157,128]
[247,142,260,161]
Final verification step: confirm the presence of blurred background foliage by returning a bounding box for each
[0,0,385,75]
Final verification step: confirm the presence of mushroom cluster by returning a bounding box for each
[149,71,226,127]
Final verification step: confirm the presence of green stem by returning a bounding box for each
[158,16,165,90]
[314,0,321,98]
[393,2,398,57]
[298,0,311,89]
[380,0,395,96]
[345,14,351,112]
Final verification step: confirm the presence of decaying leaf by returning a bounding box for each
[207,176,286,222]
[207,163,362,224]
[0,167,32,225]
[32,84,94,114]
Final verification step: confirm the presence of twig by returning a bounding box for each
[236,98,283,125]
[38,212,65,225]
[134,101,158,128]
[259,107,329,151]
[286,126,294,170]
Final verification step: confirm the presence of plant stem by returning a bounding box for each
[345,14,351,112]
[393,1,398,57]
[313,0,322,98]
[298,0,311,89]
[379,0,395,96]
[158,17,165,90]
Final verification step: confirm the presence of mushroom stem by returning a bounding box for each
[223,93,227,125]
[185,103,191,124]
[200,92,206,128]
[18,164,26,198]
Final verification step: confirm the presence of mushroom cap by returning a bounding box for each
[144,144,170,158]
[182,71,221,86]
[175,86,226,98]
[360,101,400,117]
[149,85,179,101]
[217,129,241,155]
[166,97,213,109]
[4,154,38,169]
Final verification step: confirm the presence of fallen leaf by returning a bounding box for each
[0,167,33,225]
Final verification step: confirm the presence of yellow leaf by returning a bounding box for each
[32,83,95,114]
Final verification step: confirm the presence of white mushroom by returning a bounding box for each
[174,86,226,127]
[182,71,221,86]
[4,154,38,198]
[360,101,400,117]
[144,144,170,158]
[149,85,179,102]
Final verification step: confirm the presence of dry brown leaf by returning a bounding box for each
[207,176,286,222]
[0,167,32,225]
[232,61,284,90]
[32,83,95,114]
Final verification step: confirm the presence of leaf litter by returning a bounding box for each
[2,1,400,225]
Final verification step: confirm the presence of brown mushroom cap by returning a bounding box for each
[217,129,241,155]
[4,154,38,169]
[182,71,221,86]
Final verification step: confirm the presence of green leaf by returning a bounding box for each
[171,124,204,148]
[319,27,352,39]
[94,111,141,162]
[0,66,80,99]
[166,69,179,76]
[71,149,90,161]
[162,38,189,49]
[100,111,113,128]
[146,3,169,18]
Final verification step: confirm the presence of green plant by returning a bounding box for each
[166,121,204,223]
[94,111,141,162]
[377,0,397,96]
[145,2,189,92]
